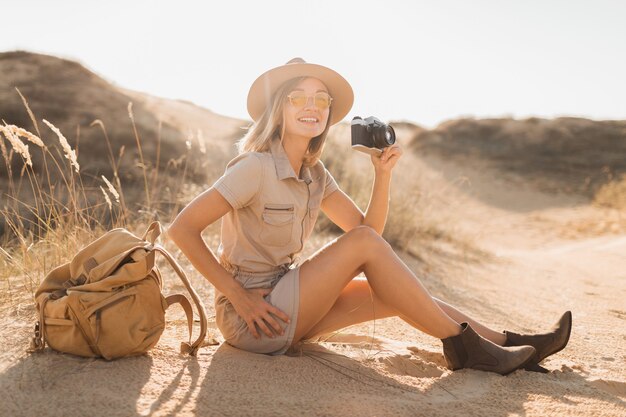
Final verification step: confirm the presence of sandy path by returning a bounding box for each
[1,153,625,417]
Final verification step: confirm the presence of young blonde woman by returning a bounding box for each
[168,58,571,375]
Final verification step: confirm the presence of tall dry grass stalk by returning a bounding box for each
[1,122,48,239]
[127,102,152,212]
[166,131,194,224]
[1,123,33,167]
[7,124,45,148]
[0,125,16,196]
[149,119,163,205]
[101,175,120,203]
[15,87,41,137]
[42,119,79,173]
[100,186,113,210]
[89,119,129,226]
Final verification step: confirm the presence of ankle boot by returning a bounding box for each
[503,311,572,372]
[441,322,536,375]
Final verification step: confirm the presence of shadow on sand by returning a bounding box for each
[193,341,626,417]
[2,340,624,416]
[0,350,153,417]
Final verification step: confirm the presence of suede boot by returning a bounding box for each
[503,311,572,372]
[441,322,536,375]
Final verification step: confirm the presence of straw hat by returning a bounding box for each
[247,57,354,126]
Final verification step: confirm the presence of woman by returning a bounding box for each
[168,58,571,375]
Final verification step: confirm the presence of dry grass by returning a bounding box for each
[561,212,626,238]
[594,173,626,210]
[0,51,216,238]
[537,171,626,239]
[553,181,626,237]
[0,93,206,304]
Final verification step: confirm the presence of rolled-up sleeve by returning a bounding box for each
[322,166,339,200]
[212,153,263,209]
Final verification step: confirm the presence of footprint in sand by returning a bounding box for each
[588,378,626,398]
[407,346,448,367]
[382,354,445,378]
[608,310,626,320]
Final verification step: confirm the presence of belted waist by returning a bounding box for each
[219,257,292,277]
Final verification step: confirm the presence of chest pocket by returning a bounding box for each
[259,203,295,247]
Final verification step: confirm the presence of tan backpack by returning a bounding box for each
[29,221,208,359]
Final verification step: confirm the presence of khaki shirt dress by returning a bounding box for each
[212,136,339,355]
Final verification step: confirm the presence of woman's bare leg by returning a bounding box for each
[302,278,401,340]
[434,298,507,345]
[291,226,462,347]
[302,278,507,345]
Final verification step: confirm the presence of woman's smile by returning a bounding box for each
[296,114,320,126]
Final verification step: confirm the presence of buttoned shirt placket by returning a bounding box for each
[269,138,313,265]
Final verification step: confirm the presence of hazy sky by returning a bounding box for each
[2,0,625,127]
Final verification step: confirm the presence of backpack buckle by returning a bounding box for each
[61,274,87,290]
[28,322,43,352]
[49,289,67,300]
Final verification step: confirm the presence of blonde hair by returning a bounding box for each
[236,76,333,168]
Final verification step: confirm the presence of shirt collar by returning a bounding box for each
[269,136,313,183]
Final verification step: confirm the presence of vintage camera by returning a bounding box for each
[351,116,396,156]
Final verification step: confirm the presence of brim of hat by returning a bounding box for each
[247,62,354,126]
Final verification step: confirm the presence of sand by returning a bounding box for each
[1,149,625,417]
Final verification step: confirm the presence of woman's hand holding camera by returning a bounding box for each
[351,116,402,173]
[230,286,291,339]
[371,144,403,173]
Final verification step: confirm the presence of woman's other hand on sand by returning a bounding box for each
[371,144,403,174]
[229,287,291,339]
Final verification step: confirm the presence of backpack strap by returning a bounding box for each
[165,294,194,345]
[142,221,162,245]
[152,244,208,356]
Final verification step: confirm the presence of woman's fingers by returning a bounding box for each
[256,287,291,324]
[269,305,291,324]
[374,145,402,165]
[255,317,276,339]
[263,313,286,336]
[245,317,275,340]
[247,315,284,339]
[239,287,292,339]
[383,145,401,160]
[245,318,260,339]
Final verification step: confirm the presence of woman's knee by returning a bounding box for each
[346,225,391,254]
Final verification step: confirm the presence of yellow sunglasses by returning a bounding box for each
[286,91,333,109]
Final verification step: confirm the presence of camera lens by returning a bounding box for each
[373,125,396,148]
[384,128,395,145]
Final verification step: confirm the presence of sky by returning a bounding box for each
[2,0,625,128]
